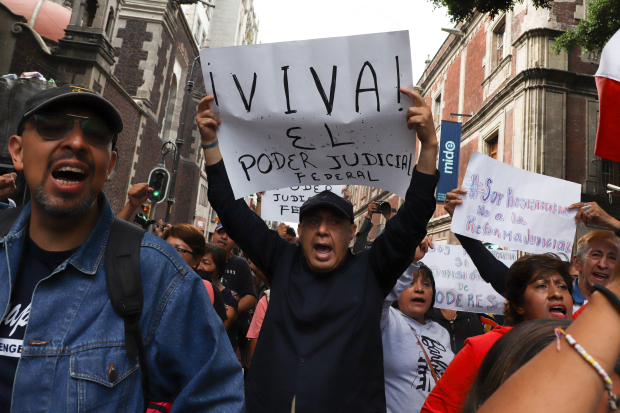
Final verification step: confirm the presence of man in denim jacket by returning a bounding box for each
[0,85,244,412]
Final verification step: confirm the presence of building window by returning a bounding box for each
[199,30,206,48]
[161,75,178,141]
[194,20,202,42]
[602,160,620,194]
[434,94,442,125]
[199,184,208,206]
[210,209,217,222]
[488,135,499,160]
[494,23,506,66]
[105,7,115,38]
[82,0,98,27]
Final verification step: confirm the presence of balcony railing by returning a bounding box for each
[602,160,620,195]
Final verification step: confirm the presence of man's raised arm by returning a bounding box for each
[196,96,290,281]
[369,88,439,295]
[197,95,224,167]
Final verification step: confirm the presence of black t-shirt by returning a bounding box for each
[0,237,77,412]
[218,254,256,300]
[219,254,256,340]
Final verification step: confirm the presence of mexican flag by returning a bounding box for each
[594,29,620,162]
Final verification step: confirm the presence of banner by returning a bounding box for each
[423,244,516,315]
[262,185,346,222]
[200,31,415,199]
[436,121,461,203]
[451,152,580,258]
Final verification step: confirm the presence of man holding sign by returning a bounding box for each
[197,87,439,412]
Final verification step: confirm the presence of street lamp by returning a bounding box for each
[164,56,202,224]
[441,28,465,37]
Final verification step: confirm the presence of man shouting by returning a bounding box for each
[0,85,243,412]
[197,87,439,413]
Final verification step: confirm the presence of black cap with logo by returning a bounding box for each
[16,84,123,145]
[299,190,354,223]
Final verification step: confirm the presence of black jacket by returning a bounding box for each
[429,308,485,353]
[207,160,439,413]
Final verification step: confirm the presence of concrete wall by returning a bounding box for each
[208,0,240,48]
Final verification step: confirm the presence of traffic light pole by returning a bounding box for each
[165,56,201,224]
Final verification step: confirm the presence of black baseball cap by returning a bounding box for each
[17,84,123,145]
[299,190,354,223]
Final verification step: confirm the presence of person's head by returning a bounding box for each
[395,263,436,324]
[297,191,356,273]
[461,318,572,413]
[162,224,206,269]
[568,262,580,280]
[9,85,122,219]
[573,231,620,297]
[211,221,237,258]
[504,254,573,325]
[284,226,297,243]
[199,243,227,281]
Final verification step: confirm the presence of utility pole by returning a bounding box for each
[165,56,201,224]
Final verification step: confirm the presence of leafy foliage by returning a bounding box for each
[428,0,552,24]
[553,0,620,54]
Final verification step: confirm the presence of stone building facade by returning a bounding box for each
[208,0,257,48]
[188,0,259,241]
[348,0,612,246]
[0,0,205,225]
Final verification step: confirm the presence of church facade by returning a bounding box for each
[0,0,207,224]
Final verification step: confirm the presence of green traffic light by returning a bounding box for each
[153,190,160,197]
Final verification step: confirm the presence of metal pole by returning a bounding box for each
[165,56,200,224]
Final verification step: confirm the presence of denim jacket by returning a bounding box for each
[0,196,244,412]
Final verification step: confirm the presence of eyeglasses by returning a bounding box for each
[175,246,194,256]
[31,113,115,147]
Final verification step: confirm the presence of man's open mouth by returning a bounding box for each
[52,166,88,186]
[314,244,332,260]
[411,297,426,304]
[592,272,610,283]
[549,304,567,318]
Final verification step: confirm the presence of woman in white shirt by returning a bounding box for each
[382,259,454,413]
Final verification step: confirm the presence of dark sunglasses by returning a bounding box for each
[31,113,115,147]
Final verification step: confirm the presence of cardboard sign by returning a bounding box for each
[423,244,516,315]
[200,31,416,199]
[262,185,346,222]
[451,152,581,258]
[436,121,461,203]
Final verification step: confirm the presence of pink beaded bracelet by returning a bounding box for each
[556,328,618,410]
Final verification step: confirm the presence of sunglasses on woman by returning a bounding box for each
[31,113,115,147]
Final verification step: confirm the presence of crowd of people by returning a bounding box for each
[1,82,620,413]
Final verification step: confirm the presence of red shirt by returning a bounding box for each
[421,326,512,413]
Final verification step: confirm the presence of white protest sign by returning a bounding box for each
[262,185,346,223]
[424,244,516,315]
[200,31,415,199]
[452,152,581,257]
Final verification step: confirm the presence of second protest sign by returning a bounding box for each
[452,152,581,257]
[423,244,516,315]
[262,185,346,223]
